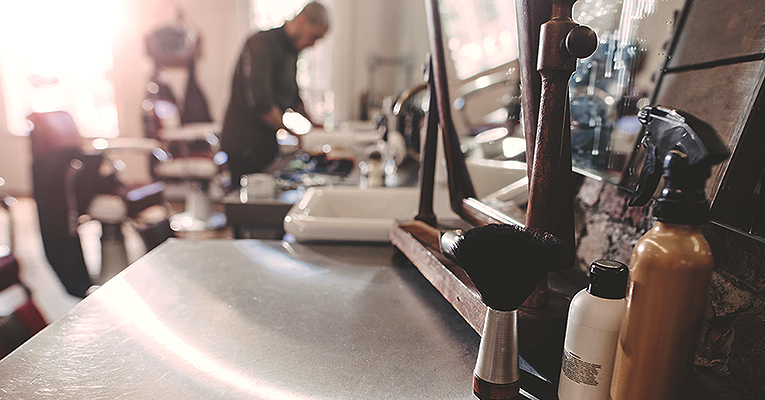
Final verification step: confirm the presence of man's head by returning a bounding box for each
[285,2,329,51]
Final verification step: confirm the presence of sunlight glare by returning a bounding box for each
[0,0,126,137]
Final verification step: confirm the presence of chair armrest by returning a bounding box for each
[125,182,167,218]
[0,253,20,292]
[89,137,161,153]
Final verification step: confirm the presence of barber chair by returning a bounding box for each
[0,178,14,254]
[0,253,46,358]
[143,13,226,232]
[153,123,226,232]
[29,111,174,297]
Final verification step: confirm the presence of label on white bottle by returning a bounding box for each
[561,349,602,386]
[557,290,624,400]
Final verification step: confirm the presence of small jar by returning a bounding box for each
[360,150,385,188]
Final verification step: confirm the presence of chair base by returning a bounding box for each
[95,222,129,285]
[170,211,226,232]
[168,179,226,232]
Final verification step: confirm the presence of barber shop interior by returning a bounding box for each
[0,0,763,399]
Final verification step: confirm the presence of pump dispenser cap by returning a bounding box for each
[587,260,628,299]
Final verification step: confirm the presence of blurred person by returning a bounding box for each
[221,2,329,187]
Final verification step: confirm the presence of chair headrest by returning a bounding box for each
[28,111,82,159]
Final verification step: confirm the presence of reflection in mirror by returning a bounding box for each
[616,0,765,242]
[439,0,521,139]
[436,0,688,191]
[568,0,686,184]
[436,0,526,219]
[439,0,518,81]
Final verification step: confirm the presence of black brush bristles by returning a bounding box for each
[452,224,562,311]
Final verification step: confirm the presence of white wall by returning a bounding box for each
[112,0,252,138]
[330,0,429,122]
[0,0,429,196]
[0,134,32,195]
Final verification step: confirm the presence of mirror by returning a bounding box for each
[434,0,765,243]
[436,0,526,217]
[620,0,765,241]
[435,0,686,184]
[568,0,686,183]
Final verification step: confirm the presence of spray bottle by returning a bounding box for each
[609,105,729,400]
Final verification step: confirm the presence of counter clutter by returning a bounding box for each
[398,106,729,400]
[0,115,729,398]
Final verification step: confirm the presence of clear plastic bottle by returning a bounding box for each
[558,260,628,400]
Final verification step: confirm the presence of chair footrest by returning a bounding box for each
[126,182,167,218]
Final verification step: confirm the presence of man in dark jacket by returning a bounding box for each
[221,2,329,187]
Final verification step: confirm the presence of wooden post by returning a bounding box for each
[523,0,597,308]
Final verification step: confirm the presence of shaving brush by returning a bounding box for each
[446,223,562,400]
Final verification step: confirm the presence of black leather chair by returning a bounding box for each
[0,253,46,358]
[29,111,173,297]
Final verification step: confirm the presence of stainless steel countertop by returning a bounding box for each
[0,239,483,399]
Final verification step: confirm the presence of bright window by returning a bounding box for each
[0,0,125,137]
[254,0,307,29]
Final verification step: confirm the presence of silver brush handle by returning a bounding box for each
[439,229,463,259]
[474,308,519,384]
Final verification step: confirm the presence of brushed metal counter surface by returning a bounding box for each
[0,239,481,399]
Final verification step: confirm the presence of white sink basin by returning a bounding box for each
[466,158,528,204]
[283,186,458,242]
[282,156,529,243]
